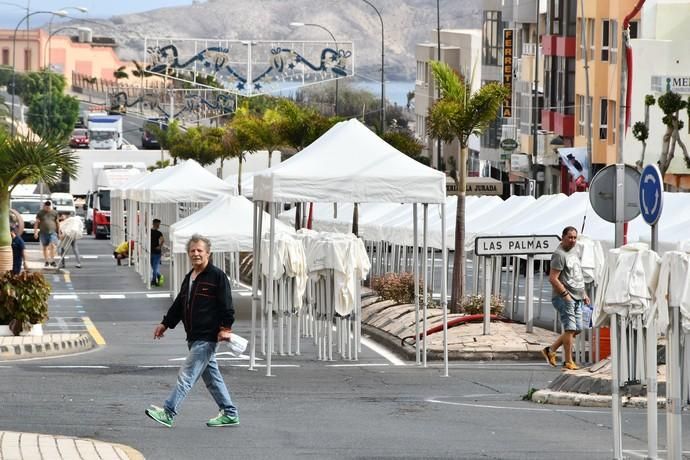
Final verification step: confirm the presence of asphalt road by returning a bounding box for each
[1,238,685,459]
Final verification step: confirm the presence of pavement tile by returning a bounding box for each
[18,433,41,459]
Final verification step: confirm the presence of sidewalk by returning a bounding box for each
[0,431,144,460]
[360,290,666,408]
[1,249,145,459]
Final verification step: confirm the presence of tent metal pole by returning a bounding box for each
[611,316,623,459]
[422,204,429,367]
[249,200,261,371]
[441,203,448,377]
[265,203,276,377]
[646,318,657,459]
[667,305,682,459]
[413,204,420,365]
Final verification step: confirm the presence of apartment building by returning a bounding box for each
[414,29,482,172]
[623,0,690,190]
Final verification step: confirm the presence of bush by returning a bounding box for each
[0,271,51,335]
[460,294,505,316]
[371,272,424,305]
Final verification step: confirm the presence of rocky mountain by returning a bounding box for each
[67,0,483,80]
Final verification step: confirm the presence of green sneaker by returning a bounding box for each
[145,405,174,428]
[157,275,165,287]
[206,412,239,427]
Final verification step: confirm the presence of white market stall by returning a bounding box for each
[252,118,448,376]
[127,160,236,288]
[169,194,294,297]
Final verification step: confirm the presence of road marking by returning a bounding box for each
[237,292,251,297]
[624,450,690,459]
[63,272,71,283]
[326,363,391,367]
[361,336,406,366]
[82,316,106,345]
[427,399,607,415]
[81,255,99,259]
[146,293,170,298]
[39,365,109,369]
[100,294,125,299]
[53,294,78,300]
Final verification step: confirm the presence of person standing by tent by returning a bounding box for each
[145,234,239,428]
[541,226,589,370]
[57,214,83,269]
[33,200,59,267]
[150,218,164,286]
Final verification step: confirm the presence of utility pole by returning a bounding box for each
[580,0,593,182]
[436,0,443,170]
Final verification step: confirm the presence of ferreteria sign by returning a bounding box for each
[475,235,561,256]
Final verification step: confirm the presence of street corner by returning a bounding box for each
[0,333,96,361]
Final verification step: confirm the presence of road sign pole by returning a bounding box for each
[483,256,491,335]
[525,255,534,333]
[651,223,658,252]
[615,164,625,247]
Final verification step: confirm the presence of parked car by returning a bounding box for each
[50,192,76,218]
[69,128,89,149]
[10,196,42,241]
[141,118,167,149]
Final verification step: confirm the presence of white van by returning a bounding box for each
[50,192,76,218]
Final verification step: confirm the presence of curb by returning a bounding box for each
[0,333,96,361]
[531,389,668,409]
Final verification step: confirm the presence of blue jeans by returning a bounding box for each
[164,340,237,418]
[151,253,161,284]
[552,296,584,332]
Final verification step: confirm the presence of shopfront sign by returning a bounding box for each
[502,29,514,118]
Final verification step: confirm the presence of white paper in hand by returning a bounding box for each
[225,333,248,356]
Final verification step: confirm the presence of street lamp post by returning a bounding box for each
[10,9,68,136]
[360,0,385,133]
[47,6,88,70]
[289,21,339,116]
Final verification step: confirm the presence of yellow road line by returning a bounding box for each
[82,316,106,345]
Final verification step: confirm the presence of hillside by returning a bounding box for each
[66,0,482,81]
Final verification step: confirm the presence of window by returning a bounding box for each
[577,95,585,136]
[610,100,616,144]
[482,10,502,66]
[549,0,562,35]
[629,21,639,39]
[416,60,428,85]
[610,20,618,64]
[599,98,608,140]
[566,0,577,36]
[23,49,31,71]
[1,48,8,66]
[601,20,610,61]
[587,19,595,60]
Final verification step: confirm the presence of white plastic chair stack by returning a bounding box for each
[298,230,371,361]
[260,232,307,358]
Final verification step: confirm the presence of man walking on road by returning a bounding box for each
[145,234,239,428]
[542,226,590,371]
[34,200,59,267]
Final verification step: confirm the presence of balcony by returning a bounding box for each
[541,110,574,138]
[541,35,576,57]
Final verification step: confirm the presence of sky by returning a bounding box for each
[0,0,193,28]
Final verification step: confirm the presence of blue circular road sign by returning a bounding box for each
[638,164,663,225]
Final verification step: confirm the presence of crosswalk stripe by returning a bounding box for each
[100,294,125,299]
[53,294,78,300]
[146,293,171,298]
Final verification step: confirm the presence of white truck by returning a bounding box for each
[88,114,123,150]
[86,162,146,238]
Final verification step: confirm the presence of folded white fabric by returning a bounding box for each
[225,333,248,356]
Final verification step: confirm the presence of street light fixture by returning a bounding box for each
[289,21,340,116]
[47,6,89,69]
[10,9,69,136]
[360,0,385,133]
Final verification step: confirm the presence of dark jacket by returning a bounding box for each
[162,262,234,342]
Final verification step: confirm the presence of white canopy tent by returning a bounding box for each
[252,118,448,376]
[169,194,294,297]
[125,160,236,288]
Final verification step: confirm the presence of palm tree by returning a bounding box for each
[426,61,508,312]
[0,130,78,272]
[113,66,129,81]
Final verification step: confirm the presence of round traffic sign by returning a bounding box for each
[639,164,663,225]
[589,164,641,223]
